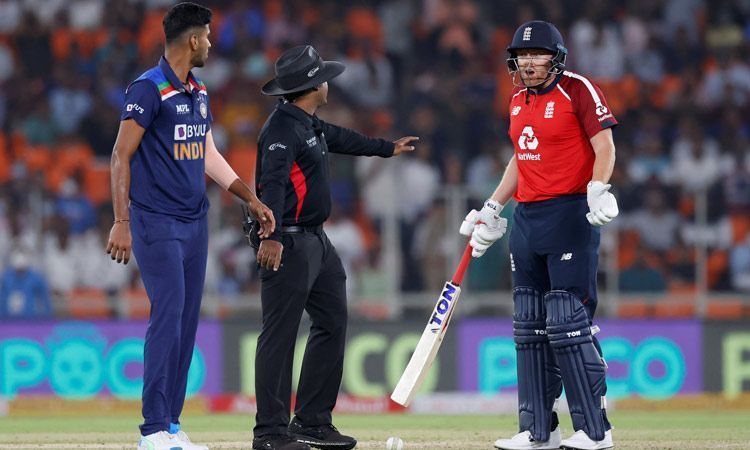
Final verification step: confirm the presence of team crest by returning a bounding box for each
[199,102,207,119]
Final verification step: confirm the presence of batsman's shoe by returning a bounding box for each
[494,426,561,450]
[137,431,183,450]
[289,418,357,450]
[174,430,209,450]
[252,434,311,450]
[560,429,613,450]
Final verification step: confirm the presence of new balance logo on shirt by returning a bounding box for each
[561,253,573,261]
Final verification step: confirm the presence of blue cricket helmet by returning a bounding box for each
[506,20,567,73]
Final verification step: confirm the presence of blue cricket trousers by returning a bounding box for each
[130,205,208,436]
[509,194,601,319]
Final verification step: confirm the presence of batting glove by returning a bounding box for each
[460,200,507,258]
[586,181,619,226]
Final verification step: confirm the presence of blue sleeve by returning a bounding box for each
[121,80,160,129]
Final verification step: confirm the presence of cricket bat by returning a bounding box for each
[391,241,474,407]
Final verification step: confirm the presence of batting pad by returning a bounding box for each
[545,290,608,442]
[513,287,562,442]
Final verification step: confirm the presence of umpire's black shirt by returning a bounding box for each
[256,101,395,242]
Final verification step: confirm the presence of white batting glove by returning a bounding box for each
[586,181,619,226]
[459,200,508,258]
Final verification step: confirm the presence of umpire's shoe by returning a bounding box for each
[288,417,357,450]
[252,434,311,450]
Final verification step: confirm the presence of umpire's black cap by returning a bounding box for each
[261,45,345,96]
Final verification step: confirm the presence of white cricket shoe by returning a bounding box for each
[560,429,613,449]
[137,431,183,450]
[175,430,209,450]
[494,426,562,449]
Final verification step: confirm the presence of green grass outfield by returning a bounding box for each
[1,411,750,449]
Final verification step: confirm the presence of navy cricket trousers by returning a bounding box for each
[509,194,601,319]
[130,205,208,436]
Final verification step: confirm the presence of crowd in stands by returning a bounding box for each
[0,0,748,319]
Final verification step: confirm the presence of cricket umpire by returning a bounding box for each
[460,21,618,450]
[252,45,418,450]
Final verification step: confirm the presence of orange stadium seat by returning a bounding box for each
[227,145,257,185]
[616,299,651,318]
[653,300,696,318]
[67,288,111,319]
[730,214,750,244]
[706,299,744,320]
[0,133,10,183]
[83,161,111,205]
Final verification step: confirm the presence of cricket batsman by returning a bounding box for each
[106,3,274,450]
[460,20,618,450]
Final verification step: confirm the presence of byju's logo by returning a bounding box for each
[174,124,187,141]
[174,124,207,141]
[126,103,144,114]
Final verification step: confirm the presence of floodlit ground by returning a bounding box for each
[1,411,750,449]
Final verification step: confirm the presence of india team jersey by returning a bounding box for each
[120,56,213,220]
[509,71,617,202]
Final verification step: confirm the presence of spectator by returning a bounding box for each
[622,188,681,251]
[0,248,52,318]
[618,248,667,293]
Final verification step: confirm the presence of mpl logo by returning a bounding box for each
[428,282,458,331]
[518,125,539,150]
[176,104,190,114]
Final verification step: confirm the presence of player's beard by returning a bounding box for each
[191,50,208,68]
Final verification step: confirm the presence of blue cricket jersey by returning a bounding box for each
[120,56,213,220]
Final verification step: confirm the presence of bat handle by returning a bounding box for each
[451,241,473,285]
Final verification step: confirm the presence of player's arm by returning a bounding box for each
[488,155,519,206]
[106,119,145,265]
[589,128,615,183]
[204,130,275,237]
[458,155,516,257]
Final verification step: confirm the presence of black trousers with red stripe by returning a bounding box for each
[253,230,348,438]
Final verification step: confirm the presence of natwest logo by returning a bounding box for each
[518,125,539,150]
[174,124,207,141]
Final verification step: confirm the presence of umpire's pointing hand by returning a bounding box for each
[257,240,283,271]
[392,136,419,155]
[106,222,132,264]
